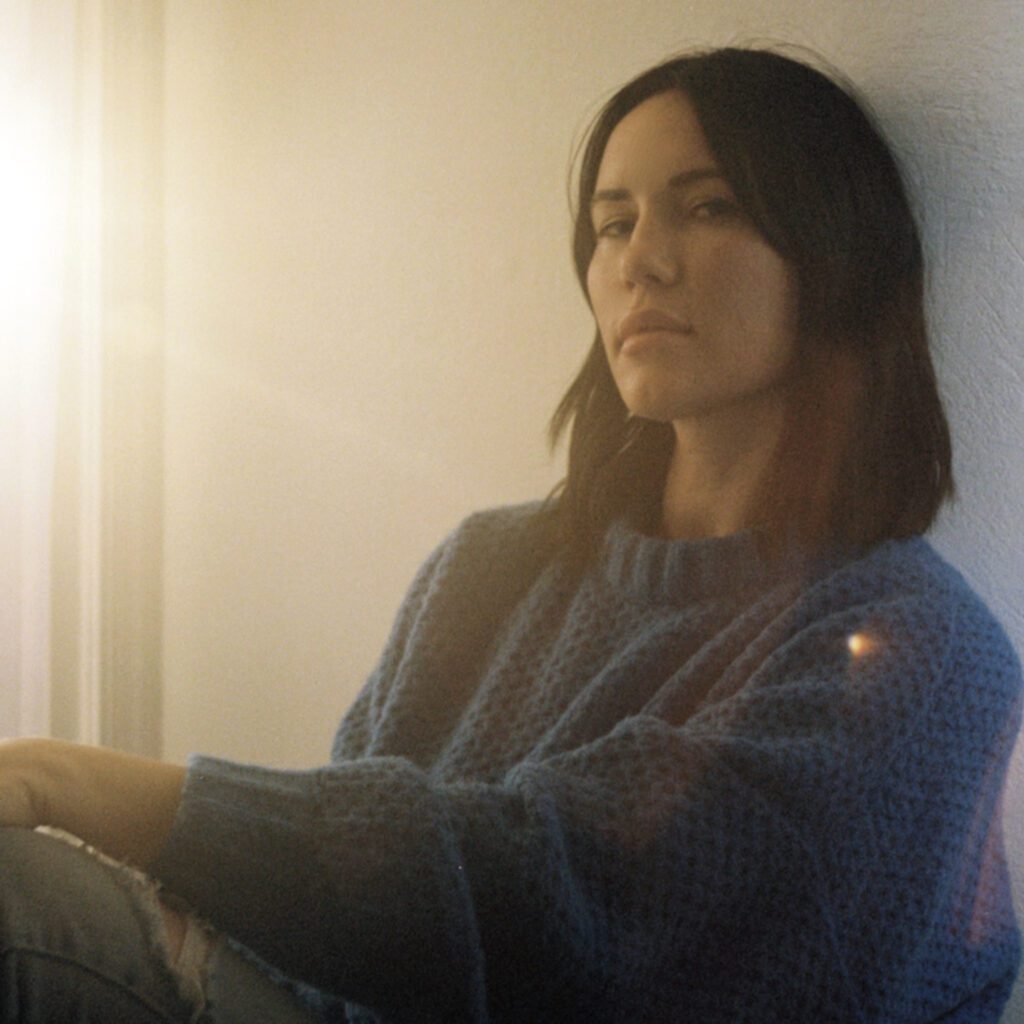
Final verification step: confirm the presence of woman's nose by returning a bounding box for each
[620,217,679,287]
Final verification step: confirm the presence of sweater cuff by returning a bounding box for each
[150,754,329,942]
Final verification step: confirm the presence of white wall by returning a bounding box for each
[162,1,589,767]
[162,1,1024,1012]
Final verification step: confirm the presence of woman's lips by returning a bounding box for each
[617,309,694,354]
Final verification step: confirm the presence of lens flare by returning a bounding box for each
[847,632,875,657]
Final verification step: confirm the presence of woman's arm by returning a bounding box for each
[147,590,1022,1023]
[0,737,185,869]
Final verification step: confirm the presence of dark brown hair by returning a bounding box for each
[548,46,953,563]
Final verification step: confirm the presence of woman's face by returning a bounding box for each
[586,91,799,428]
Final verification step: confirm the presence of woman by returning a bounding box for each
[1,47,1020,1023]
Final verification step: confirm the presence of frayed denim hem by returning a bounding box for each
[1,826,321,1023]
[34,826,217,1021]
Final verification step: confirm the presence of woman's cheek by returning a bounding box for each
[587,259,615,350]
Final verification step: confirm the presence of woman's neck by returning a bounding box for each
[660,401,786,540]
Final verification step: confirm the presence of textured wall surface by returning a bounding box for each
[162,1,1024,1013]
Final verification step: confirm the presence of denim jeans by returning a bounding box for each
[0,827,324,1023]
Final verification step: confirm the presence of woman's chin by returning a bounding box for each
[620,393,686,424]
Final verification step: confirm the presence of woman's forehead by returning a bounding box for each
[595,92,718,192]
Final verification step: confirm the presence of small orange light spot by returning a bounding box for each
[847,632,872,657]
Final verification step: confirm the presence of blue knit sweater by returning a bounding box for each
[152,503,1022,1022]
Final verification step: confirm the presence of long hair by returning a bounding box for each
[548,47,953,564]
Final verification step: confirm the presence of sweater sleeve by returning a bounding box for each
[150,579,1022,1022]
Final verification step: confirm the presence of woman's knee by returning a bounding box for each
[0,826,201,1021]
[1,827,140,941]
[0,824,71,878]
[0,827,94,938]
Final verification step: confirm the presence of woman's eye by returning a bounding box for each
[595,218,633,239]
[690,197,740,220]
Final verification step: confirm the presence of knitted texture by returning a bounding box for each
[151,503,1022,1023]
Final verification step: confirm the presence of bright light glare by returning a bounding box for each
[0,88,68,532]
[847,632,875,658]
[0,105,62,339]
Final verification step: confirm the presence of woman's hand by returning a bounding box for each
[0,737,186,868]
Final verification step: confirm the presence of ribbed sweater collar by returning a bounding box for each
[600,519,795,606]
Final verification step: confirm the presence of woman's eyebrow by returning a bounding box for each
[590,168,724,208]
